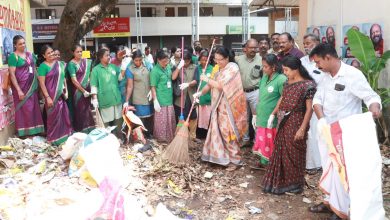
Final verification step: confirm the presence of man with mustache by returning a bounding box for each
[326,26,336,48]
[268,33,280,55]
[300,34,323,175]
[193,40,202,57]
[236,38,262,146]
[258,36,270,58]
[370,23,383,57]
[277,32,304,60]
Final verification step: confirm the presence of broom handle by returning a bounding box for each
[180,37,184,117]
[185,38,216,123]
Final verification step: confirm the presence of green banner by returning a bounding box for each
[226,25,255,35]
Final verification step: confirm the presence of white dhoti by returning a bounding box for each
[318,112,385,220]
[306,114,322,169]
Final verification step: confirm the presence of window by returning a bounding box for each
[229,8,242,16]
[178,7,188,17]
[106,7,120,18]
[165,7,175,17]
[35,9,56,19]
[141,7,156,17]
[200,7,213,16]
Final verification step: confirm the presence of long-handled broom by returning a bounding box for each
[176,37,185,131]
[162,39,216,165]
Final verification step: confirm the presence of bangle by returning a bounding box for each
[45,95,50,99]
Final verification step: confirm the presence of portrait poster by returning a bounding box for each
[342,23,384,58]
[307,25,336,48]
[0,0,26,66]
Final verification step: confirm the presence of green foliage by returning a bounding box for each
[347,29,390,106]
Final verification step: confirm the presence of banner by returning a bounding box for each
[0,0,26,65]
[93,17,130,38]
[32,23,58,40]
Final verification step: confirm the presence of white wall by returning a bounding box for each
[307,0,390,53]
[132,16,268,36]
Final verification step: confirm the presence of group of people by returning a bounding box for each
[8,31,384,219]
[235,33,382,220]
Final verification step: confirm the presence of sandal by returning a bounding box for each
[249,161,266,170]
[226,164,238,172]
[308,203,332,213]
[306,168,322,175]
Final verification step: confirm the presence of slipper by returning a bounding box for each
[306,168,322,175]
[308,203,332,213]
[226,164,238,172]
[249,161,266,170]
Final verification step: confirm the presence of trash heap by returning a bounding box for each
[0,129,178,220]
[0,132,389,219]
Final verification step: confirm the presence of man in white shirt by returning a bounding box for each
[301,34,323,174]
[308,43,382,220]
[144,46,154,64]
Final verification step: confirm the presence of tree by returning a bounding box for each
[53,0,118,61]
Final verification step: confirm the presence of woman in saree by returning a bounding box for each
[195,51,214,140]
[66,44,95,133]
[252,54,287,168]
[37,45,72,145]
[8,35,44,137]
[193,46,247,171]
[262,56,316,194]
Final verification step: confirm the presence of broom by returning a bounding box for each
[162,39,216,165]
[176,37,185,131]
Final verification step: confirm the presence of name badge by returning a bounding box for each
[111,70,116,75]
[29,66,33,73]
[334,83,345,91]
[167,81,172,88]
[267,86,274,93]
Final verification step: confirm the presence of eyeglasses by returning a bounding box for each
[214,57,226,62]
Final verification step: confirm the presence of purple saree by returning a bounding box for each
[70,59,94,132]
[45,61,72,145]
[11,52,44,136]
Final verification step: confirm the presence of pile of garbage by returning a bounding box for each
[0,129,178,220]
[1,130,389,219]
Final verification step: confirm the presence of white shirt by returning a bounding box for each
[301,55,324,84]
[313,62,381,124]
[145,53,154,64]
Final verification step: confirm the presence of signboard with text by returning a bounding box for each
[93,17,130,38]
[32,23,58,40]
[226,25,255,35]
[0,0,26,66]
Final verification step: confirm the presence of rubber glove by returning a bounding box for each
[153,99,161,112]
[252,115,257,130]
[177,59,184,69]
[193,92,202,100]
[83,91,90,97]
[91,98,99,109]
[267,114,275,128]
[179,83,189,90]
[123,102,128,110]
[147,90,152,101]
[121,57,131,71]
